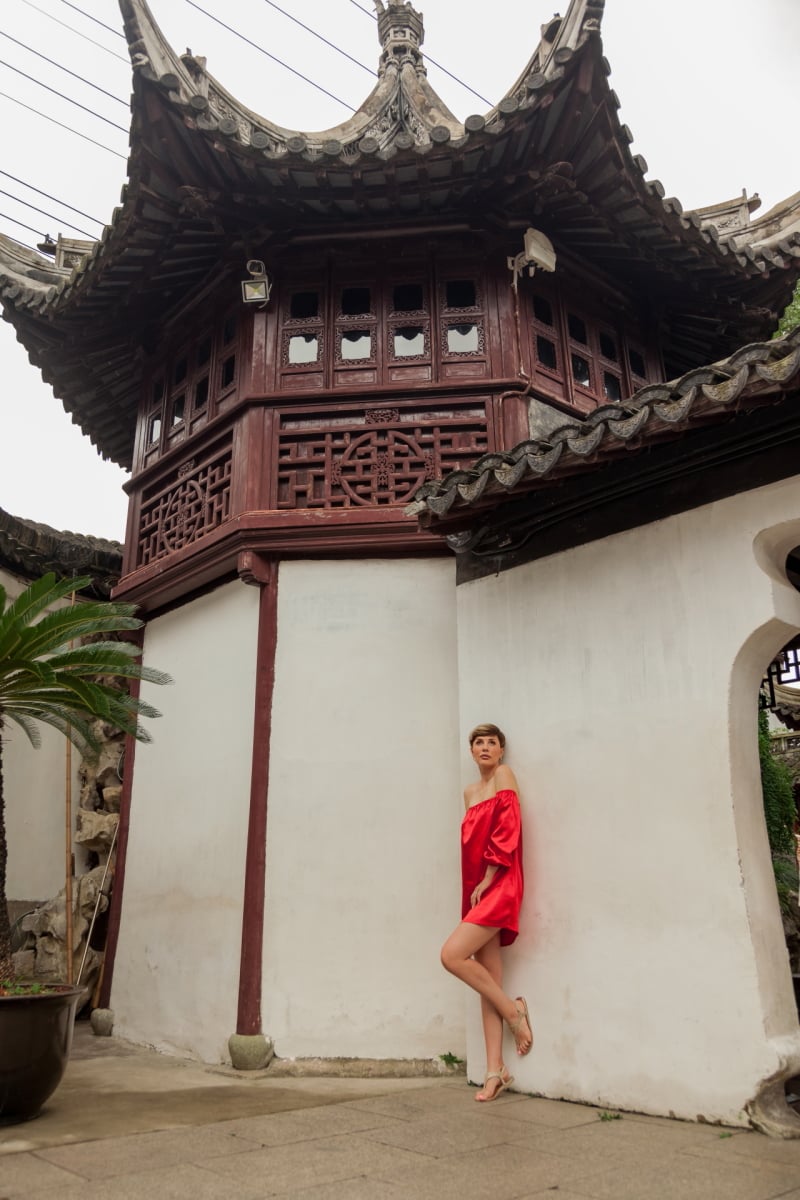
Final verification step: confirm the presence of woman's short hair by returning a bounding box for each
[468,723,506,749]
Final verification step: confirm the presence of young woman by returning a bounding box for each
[440,723,531,1102]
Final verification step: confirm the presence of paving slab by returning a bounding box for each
[560,1152,800,1200]
[2,1022,800,1200]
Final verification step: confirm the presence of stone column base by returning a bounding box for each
[228,1033,274,1071]
[90,1008,114,1037]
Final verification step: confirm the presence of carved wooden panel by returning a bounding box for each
[137,438,233,567]
[277,403,488,508]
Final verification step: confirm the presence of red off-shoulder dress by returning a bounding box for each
[461,789,524,946]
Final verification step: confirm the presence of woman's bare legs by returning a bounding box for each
[441,922,532,1055]
[473,934,508,1099]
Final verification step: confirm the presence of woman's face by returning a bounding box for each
[471,734,504,771]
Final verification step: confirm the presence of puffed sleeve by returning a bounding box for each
[484,790,521,867]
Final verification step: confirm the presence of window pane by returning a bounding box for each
[536,336,557,371]
[197,337,212,368]
[603,372,622,402]
[533,295,553,325]
[173,356,188,386]
[288,334,319,364]
[171,394,185,426]
[600,332,618,361]
[194,375,209,411]
[221,353,236,386]
[341,330,372,360]
[393,284,424,312]
[568,313,587,344]
[152,377,164,405]
[222,314,237,344]
[393,326,425,357]
[290,291,319,319]
[445,279,476,308]
[629,348,646,378]
[148,415,161,444]
[446,323,479,353]
[571,353,591,387]
[341,287,371,316]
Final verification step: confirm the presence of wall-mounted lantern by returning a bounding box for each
[241,259,273,307]
[507,228,557,292]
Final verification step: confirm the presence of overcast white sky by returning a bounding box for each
[0,0,797,541]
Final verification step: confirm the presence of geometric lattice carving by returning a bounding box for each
[277,405,487,508]
[137,439,232,566]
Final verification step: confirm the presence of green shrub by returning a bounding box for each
[758,709,796,858]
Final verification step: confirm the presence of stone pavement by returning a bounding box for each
[3,1025,800,1199]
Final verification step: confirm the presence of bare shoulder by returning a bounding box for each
[495,764,519,793]
[463,780,480,811]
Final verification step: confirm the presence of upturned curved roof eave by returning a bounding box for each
[0,0,798,468]
[115,0,800,292]
[120,0,463,153]
[4,0,797,310]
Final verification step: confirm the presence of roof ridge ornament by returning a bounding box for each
[374,0,426,77]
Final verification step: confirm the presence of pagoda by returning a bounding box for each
[2,0,800,1129]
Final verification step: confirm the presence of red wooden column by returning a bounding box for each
[235,552,279,1039]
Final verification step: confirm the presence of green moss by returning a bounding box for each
[758,709,796,858]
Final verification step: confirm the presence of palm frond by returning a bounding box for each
[43,645,173,687]
[44,642,141,669]
[4,704,103,756]
[0,574,92,655]
[12,609,142,661]
[1,710,42,748]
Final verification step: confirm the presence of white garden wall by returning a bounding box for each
[1,566,82,904]
[110,580,259,1063]
[455,476,800,1123]
[263,558,464,1059]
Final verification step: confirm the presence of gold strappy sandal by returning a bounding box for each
[475,1069,514,1102]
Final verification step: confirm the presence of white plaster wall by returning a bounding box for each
[111,580,259,1063]
[456,476,800,1123]
[1,566,82,902]
[264,558,464,1059]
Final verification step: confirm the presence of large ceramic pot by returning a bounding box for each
[0,985,83,1123]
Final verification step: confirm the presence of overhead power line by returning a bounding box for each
[0,30,128,106]
[346,0,492,108]
[0,59,129,132]
[0,171,104,226]
[0,187,97,239]
[20,0,129,62]
[0,91,127,160]
[3,233,41,255]
[260,0,375,76]
[0,211,49,240]
[58,0,125,40]
[185,0,356,112]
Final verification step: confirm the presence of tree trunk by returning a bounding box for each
[0,713,14,980]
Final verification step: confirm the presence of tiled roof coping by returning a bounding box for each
[0,507,123,598]
[407,326,800,522]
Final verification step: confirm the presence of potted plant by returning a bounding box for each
[0,572,169,1122]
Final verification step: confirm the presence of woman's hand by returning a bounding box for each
[470,872,495,907]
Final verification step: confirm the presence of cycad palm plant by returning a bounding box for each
[0,573,170,982]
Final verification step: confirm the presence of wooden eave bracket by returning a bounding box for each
[237,550,274,586]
